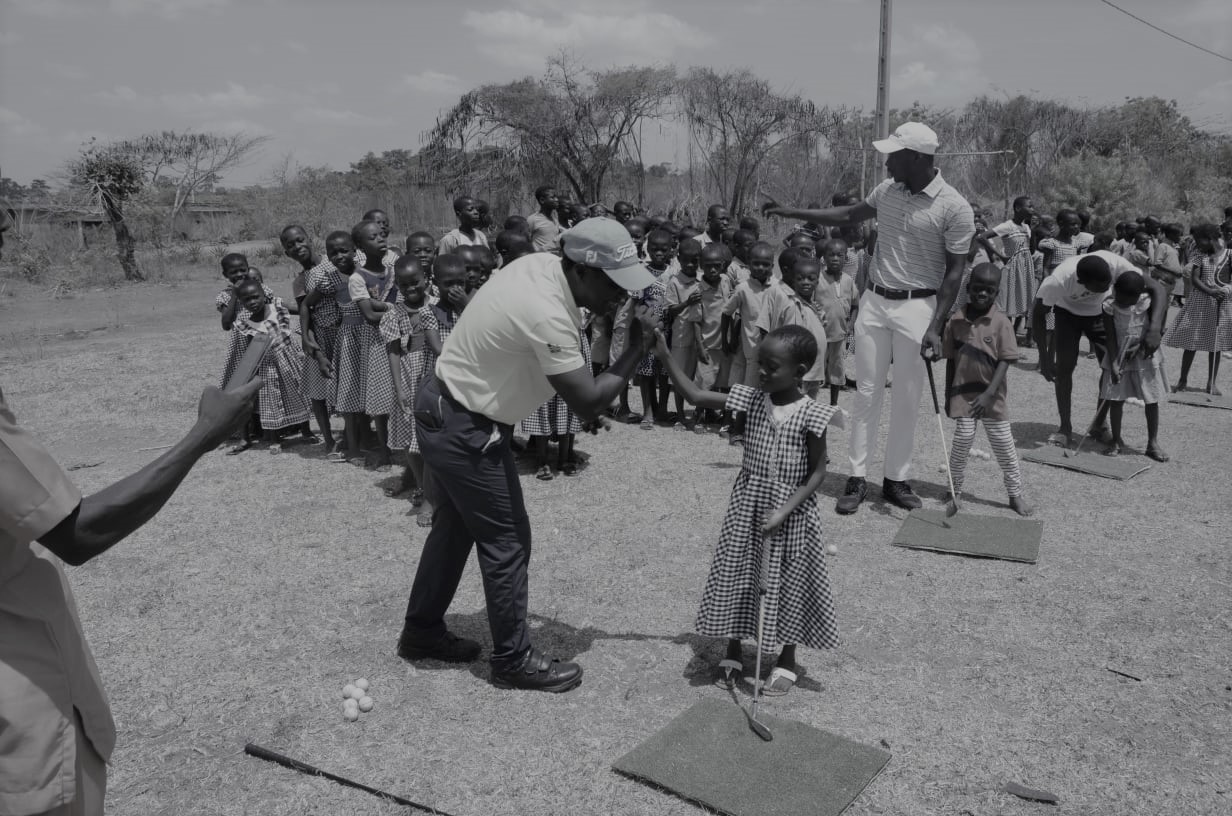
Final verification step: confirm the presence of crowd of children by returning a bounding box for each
[210,188,1231,695]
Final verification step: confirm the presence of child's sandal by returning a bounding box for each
[763,667,798,697]
[715,658,743,689]
[535,465,554,481]
[227,440,253,456]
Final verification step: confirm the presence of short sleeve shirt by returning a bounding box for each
[864,172,975,290]
[435,253,584,424]
[1,388,116,815]
[437,228,489,256]
[814,273,859,339]
[723,278,769,356]
[1037,250,1136,317]
[697,277,732,349]
[754,283,829,381]
[663,272,701,347]
[941,306,1019,420]
[526,213,561,253]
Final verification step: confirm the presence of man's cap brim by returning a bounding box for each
[603,263,657,291]
[872,137,905,154]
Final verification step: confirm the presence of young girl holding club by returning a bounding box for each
[655,324,841,697]
[1100,270,1170,461]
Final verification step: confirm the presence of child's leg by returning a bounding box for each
[343,412,364,460]
[1105,401,1124,453]
[656,372,671,416]
[1176,350,1195,390]
[310,399,334,446]
[371,414,392,466]
[530,434,552,479]
[948,417,977,499]
[1143,402,1169,461]
[776,643,797,672]
[558,433,576,474]
[638,377,655,425]
[985,419,1033,515]
[830,384,840,406]
[1207,352,1221,395]
[725,638,741,662]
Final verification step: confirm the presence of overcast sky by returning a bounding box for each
[2,0,1230,187]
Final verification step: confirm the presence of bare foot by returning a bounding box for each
[1173,381,1187,393]
[1102,441,1122,457]
[1145,444,1170,463]
[416,505,434,528]
[227,440,253,455]
[1009,495,1035,517]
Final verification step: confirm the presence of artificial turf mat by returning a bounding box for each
[1167,390,1232,410]
[612,698,890,816]
[892,508,1043,563]
[1021,445,1151,480]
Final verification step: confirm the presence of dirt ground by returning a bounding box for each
[1,265,1229,816]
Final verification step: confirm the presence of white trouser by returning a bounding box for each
[848,291,934,481]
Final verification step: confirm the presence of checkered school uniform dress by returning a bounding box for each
[993,221,1035,319]
[634,281,666,376]
[695,384,840,652]
[1038,239,1081,332]
[1165,251,1232,352]
[217,285,276,388]
[231,302,311,430]
[520,330,593,437]
[353,265,400,417]
[381,304,438,453]
[302,260,341,403]
[332,277,375,414]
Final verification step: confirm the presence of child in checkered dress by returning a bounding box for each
[322,231,372,463]
[522,330,593,480]
[1165,223,1232,395]
[655,324,841,696]
[226,278,310,453]
[351,220,399,468]
[216,253,275,388]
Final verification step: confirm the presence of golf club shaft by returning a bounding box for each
[244,743,455,815]
[925,361,960,505]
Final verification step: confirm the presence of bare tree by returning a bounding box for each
[66,140,145,281]
[423,54,675,203]
[681,67,843,214]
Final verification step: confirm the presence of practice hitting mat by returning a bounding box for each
[892,508,1043,563]
[1168,390,1232,410]
[613,698,890,816]
[1021,445,1151,480]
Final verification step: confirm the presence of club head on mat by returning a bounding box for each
[746,706,773,742]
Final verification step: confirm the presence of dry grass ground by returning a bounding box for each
[1,265,1229,816]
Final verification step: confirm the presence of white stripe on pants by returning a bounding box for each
[848,292,933,481]
[948,417,1023,498]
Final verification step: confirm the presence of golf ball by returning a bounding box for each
[358,696,374,712]
[826,543,838,555]
[348,686,365,701]
[343,707,359,722]
[938,464,949,473]
[342,684,357,699]
[354,678,370,692]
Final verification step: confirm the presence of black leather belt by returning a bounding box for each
[869,282,936,300]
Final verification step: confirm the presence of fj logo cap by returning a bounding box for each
[872,122,939,156]
[562,217,656,291]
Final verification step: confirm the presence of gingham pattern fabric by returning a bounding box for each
[1164,251,1232,352]
[331,273,372,414]
[634,280,666,377]
[220,293,282,387]
[948,418,1023,500]
[520,330,592,437]
[215,285,275,314]
[232,302,310,430]
[381,303,434,452]
[992,221,1035,318]
[353,265,400,416]
[695,384,840,651]
[302,263,349,405]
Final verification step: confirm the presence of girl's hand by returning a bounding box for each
[761,508,790,535]
[652,329,670,359]
[970,392,993,419]
[1110,367,1122,385]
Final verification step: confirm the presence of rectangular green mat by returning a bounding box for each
[613,698,890,816]
[1168,390,1232,410]
[892,508,1043,563]
[1021,445,1151,480]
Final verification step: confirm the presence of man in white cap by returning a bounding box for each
[397,217,658,693]
[763,122,975,514]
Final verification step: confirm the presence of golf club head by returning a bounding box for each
[945,500,959,518]
[746,707,773,742]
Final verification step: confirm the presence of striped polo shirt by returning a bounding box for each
[864,172,975,291]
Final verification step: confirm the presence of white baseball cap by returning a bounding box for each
[561,217,656,290]
[872,122,939,156]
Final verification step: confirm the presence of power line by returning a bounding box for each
[1098,0,1232,64]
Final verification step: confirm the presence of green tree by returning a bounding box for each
[67,140,145,281]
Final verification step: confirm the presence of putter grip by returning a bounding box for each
[245,743,318,775]
[925,360,941,414]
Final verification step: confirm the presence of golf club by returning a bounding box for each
[747,533,773,742]
[244,743,457,815]
[925,359,960,517]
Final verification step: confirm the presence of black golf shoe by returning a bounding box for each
[835,476,867,515]
[882,479,922,510]
[491,648,583,693]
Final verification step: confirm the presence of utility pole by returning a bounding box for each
[875,0,893,140]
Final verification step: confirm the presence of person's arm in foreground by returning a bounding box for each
[547,305,656,422]
[763,431,827,535]
[651,329,727,412]
[921,251,968,360]
[761,198,876,228]
[38,379,262,566]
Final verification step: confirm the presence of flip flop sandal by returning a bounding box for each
[383,485,408,498]
[535,465,554,481]
[409,488,425,507]
[267,444,282,455]
[326,451,348,463]
[1046,431,1070,447]
[763,666,798,697]
[227,441,253,455]
[714,658,743,689]
[640,417,654,430]
[416,509,434,528]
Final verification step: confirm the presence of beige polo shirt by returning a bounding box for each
[864,172,975,291]
[435,253,585,425]
[1,387,116,816]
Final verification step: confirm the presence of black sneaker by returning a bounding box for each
[882,479,922,510]
[835,477,867,515]
[397,630,482,663]
[491,648,583,693]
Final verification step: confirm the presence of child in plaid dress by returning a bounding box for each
[632,280,667,429]
[322,231,371,463]
[1165,223,1232,395]
[226,279,310,453]
[1101,271,1170,461]
[216,254,276,388]
[351,221,399,468]
[656,324,841,696]
[521,330,593,480]
[281,225,333,448]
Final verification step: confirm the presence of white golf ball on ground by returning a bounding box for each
[343,706,359,722]
[342,684,357,699]
[358,696,374,712]
[348,686,365,701]
[826,543,838,555]
[354,678,370,692]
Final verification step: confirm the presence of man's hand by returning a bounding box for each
[760,196,780,218]
[631,303,657,354]
[196,378,262,448]
[1142,327,1162,355]
[653,328,670,360]
[919,329,944,362]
